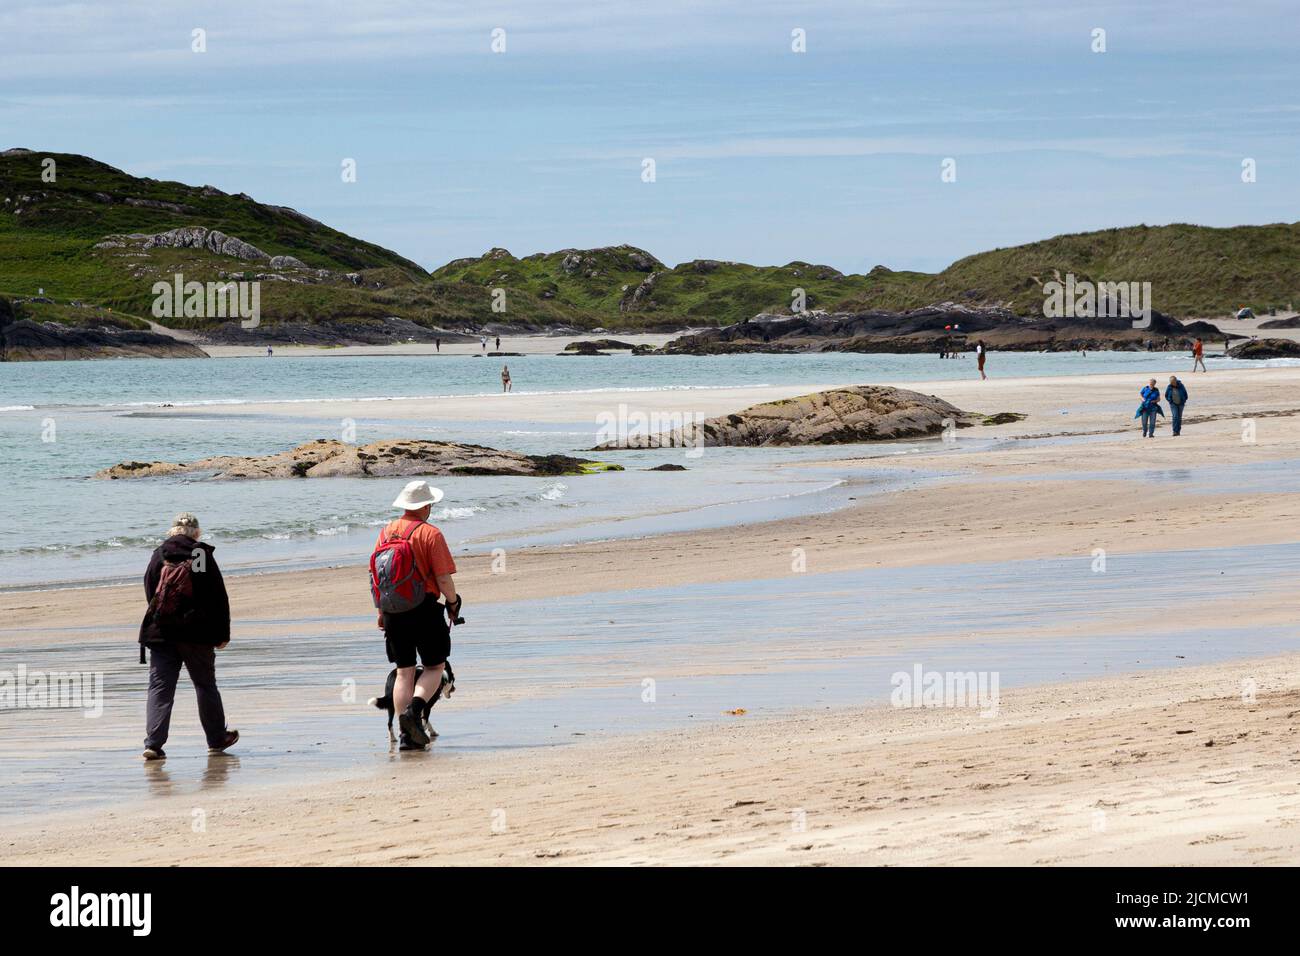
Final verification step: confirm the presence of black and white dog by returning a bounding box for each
[368,661,456,742]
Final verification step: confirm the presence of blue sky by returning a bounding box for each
[2,0,1297,273]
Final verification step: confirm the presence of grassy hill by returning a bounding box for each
[0,148,584,332]
[432,247,931,326]
[838,222,1300,318]
[3,148,1298,338]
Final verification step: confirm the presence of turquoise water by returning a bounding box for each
[0,349,1253,411]
[0,349,1256,588]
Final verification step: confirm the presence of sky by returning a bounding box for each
[1,0,1298,274]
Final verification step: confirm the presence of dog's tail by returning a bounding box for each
[368,695,391,710]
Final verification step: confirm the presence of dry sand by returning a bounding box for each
[3,363,1300,865]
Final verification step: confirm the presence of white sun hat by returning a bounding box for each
[392,480,444,509]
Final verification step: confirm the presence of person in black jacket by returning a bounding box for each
[139,512,238,760]
[1165,375,1189,436]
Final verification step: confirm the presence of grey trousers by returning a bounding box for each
[144,642,228,750]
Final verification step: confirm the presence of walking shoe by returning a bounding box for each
[399,706,430,747]
[398,732,425,752]
[207,729,240,754]
[142,747,166,761]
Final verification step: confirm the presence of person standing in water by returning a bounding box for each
[501,364,512,392]
[372,482,460,751]
[976,340,988,380]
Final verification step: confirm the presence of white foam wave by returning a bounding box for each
[436,506,486,520]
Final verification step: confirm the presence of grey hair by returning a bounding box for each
[167,512,201,539]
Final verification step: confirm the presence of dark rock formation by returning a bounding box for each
[558,341,611,355]
[0,317,207,361]
[660,304,1226,355]
[564,339,637,351]
[1227,338,1300,360]
[199,316,471,346]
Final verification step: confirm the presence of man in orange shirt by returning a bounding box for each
[374,480,459,749]
[1192,337,1206,373]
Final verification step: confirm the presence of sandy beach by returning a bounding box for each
[198,332,684,359]
[3,360,1299,865]
[5,657,1297,867]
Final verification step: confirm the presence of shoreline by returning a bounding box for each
[4,361,1300,865]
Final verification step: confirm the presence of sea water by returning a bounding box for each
[0,349,1259,589]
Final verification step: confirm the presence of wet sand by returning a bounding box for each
[3,364,1300,864]
[3,656,1297,866]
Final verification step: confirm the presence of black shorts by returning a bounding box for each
[383,595,451,668]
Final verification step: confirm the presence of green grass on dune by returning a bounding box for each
[6,298,149,330]
[849,222,1300,318]
[432,246,935,325]
[4,149,1299,331]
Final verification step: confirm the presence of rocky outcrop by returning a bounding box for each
[144,226,267,260]
[94,439,622,480]
[564,339,636,351]
[559,341,612,355]
[0,317,208,361]
[94,226,311,268]
[198,316,472,346]
[596,385,977,448]
[1258,317,1300,329]
[1227,338,1300,360]
[661,304,1227,354]
[620,272,658,312]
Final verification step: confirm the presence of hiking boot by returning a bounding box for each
[142,747,166,761]
[399,705,430,747]
[398,732,425,751]
[208,729,240,754]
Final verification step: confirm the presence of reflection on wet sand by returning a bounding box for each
[5,539,1300,821]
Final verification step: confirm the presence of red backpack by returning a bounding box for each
[369,521,426,613]
[152,557,195,621]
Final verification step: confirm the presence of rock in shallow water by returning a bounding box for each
[1226,338,1300,360]
[95,439,621,480]
[596,385,977,448]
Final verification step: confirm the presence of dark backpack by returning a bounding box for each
[140,555,195,662]
[152,558,195,619]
